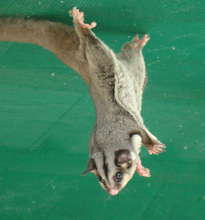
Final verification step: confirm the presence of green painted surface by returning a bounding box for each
[0,1,205,220]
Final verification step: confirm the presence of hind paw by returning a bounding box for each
[134,34,150,48]
[70,7,96,29]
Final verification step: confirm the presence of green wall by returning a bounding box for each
[0,1,205,220]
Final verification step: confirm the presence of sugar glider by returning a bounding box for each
[0,7,165,195]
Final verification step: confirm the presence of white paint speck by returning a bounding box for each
[51,72,56,77]
[183,146,188,150]
[178,124,183,128]
[60,0,64,3]
[172,46,176,50]
[51,185,56,190]
[169,138,173,143]
[38,1,42,5]
[199,148,205,152]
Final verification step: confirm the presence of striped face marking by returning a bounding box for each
[84,149,138,195]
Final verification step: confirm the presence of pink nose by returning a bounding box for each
[109,188,119,196]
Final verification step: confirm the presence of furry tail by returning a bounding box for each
[0,18,76,52]
[0,17,90,83]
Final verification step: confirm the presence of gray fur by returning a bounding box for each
[0,8,165,195]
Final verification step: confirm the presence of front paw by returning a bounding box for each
[136,161,151,177]
[148,144,166,155]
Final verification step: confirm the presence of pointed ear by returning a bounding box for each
[115,150,131,164]
[82,158,97,176]
[115,150,133,169]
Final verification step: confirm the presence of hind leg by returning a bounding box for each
[70,7,113,55]
[120,34,150,56]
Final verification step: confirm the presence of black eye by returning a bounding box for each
[114,171,123,182]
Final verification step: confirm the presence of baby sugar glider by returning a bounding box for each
[0,7,165,195]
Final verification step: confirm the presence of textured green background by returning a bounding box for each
[0,1,205,220]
